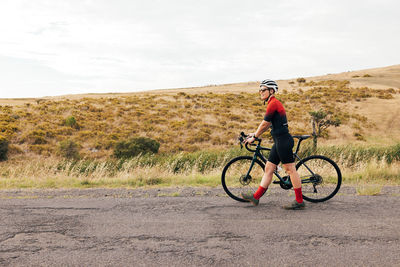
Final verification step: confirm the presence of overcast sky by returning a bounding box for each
[0,0,399,98]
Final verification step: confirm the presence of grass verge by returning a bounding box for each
[0,145,399,189]
[356,184,383,196]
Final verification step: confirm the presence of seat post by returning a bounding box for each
[294,138,303,154]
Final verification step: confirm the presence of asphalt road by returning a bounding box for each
[0,187,399,266]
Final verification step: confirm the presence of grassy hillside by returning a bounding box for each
[1,74,400,159]
[1,65,400,188]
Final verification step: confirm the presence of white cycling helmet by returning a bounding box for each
[260,79,278,93]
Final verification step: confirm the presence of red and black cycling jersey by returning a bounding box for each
[264,95,289,137]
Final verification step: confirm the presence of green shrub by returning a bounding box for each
[114,137,160,158]
[0,135,9,161]
[59,139,80,159]
[65,116,79,128]
[386,144,400,163]
[297,78,306,83]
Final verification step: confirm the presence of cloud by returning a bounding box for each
[0,0,399,98]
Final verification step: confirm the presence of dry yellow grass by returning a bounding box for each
[324,94,400,145]
[307,65,400,89]
[0,64,399,158]
[0,150,399,189]
[2,65,398,106]
[356,185,383,196]
[0,155,223,189]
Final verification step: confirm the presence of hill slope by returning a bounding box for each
[0,65,399,159]
[1,65,399,105]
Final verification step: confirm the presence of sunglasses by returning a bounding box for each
[259,88,268,93]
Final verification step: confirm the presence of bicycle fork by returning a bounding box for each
[243,155,258,183]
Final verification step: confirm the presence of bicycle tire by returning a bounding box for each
[221,156,265,202]
[296,155,342,203]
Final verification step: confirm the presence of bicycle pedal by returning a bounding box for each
[272,180,280,184]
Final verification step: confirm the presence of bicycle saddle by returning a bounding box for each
[292,135,311,140]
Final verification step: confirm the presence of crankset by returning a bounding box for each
[272,176,293,190]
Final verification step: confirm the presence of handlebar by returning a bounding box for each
[238,132,270,152]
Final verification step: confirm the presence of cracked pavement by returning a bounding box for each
[0,187,399,266]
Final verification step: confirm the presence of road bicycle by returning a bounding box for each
[221,132,342,203]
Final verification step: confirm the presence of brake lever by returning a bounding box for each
[239,132,249,148]
[238,135,244,149]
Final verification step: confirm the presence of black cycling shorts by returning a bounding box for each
[268,133,295,165]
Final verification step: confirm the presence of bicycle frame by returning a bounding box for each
[223,134,342,203]
[245,138,316,186]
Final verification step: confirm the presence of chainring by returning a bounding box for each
[279,176,293,190]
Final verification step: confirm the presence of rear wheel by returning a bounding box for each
[296,155,342,202]
[221,156,265,202]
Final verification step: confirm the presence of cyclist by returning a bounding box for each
[242,79,305,210]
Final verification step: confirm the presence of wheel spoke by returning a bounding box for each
[297,155,341,202]
[222,156,264,202]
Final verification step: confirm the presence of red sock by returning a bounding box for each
[253,186,268,200]
[294,187,303,203]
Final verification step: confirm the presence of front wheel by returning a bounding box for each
[221,156,265,202]
[296,155,342,202]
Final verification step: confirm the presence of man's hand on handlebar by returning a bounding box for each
[245,133,256,144]
[245,136,255,144]
[239,132,260,146]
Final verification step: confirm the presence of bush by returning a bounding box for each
[65,116,79,129]
[114,137,160,158]
[297,78,306,83]
[0,135,9,161]
[59,139,80,159]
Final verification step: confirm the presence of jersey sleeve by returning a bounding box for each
[264,101,277,122]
